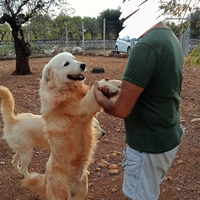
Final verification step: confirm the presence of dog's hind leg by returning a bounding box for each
[19,151,32,177]
[71,172,88,200]
[12,152,21,173]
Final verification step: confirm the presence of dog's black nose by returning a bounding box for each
[80,63,86,71]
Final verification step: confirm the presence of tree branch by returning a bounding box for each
[0,13,10,24]
[5,0,15,17]
[15,0,29,16]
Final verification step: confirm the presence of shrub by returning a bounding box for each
[0,45,14,56]
[187,45,200,66]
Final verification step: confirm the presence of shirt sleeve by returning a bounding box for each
[122,43,160,88]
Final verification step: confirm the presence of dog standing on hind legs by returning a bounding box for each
[22,52,121,200]
[0,85,105,178]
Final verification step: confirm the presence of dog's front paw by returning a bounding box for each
[108,80,121,88]
[107,84,120,94]
[98,80,120,95]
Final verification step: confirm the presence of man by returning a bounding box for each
[94,21,184,200]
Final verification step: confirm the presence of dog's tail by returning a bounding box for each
[22,173,46,197]
[0,86,16,124]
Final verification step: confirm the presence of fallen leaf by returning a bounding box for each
[108,164,119,174]
[98,159,109,168]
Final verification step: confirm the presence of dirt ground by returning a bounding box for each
[0,53,200,200]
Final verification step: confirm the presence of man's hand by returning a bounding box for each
[94,79,144,119]
[97,77,117,98]
[95,77,116,99]
[94,81,109,105]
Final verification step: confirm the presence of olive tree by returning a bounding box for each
[0,0,59,75]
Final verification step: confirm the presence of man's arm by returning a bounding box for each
[94,80,144,119]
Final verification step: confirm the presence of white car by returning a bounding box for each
[115,36,138,54]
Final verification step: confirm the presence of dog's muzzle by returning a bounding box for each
[80,63,86,71]
[67,63,86,81]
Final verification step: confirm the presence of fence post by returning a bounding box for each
[66,25,69,51]
[103,18,106,55]
[82,21,85,54]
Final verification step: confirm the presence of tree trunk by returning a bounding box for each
[12,40,32,75]
[11,25,32,75]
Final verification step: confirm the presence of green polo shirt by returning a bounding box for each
[122,28,184,153]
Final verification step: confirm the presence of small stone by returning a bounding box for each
[112,153,117,157]
[191,118,200,122]
[111,187,117,192]
[104,138,109,143]
[167,176,173,181]
[177,160,185,164]
[105,155,109,159]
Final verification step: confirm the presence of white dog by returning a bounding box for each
[23,52,121,200]
[0,87,48,177]
[0,86,106,178]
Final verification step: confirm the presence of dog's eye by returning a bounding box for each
[64,62,69,67]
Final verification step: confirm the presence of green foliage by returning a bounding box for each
[190,10,200,38]
[0,45,14,56]
[67,16,82,40]
[49,0,75,18]
[160,0,187,17]
[0,4,124,42]
[51,12,69,41]
[187,45,200,66]
[165,21,190,38]
[0,23,12,41]
[160,0,199,18]
[27,14,53,40]
[165,21,179,36]
[97,8,123,39]
[30,42,42,52]
[83,17,100,39]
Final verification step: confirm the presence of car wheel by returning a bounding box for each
[115,46,119,54]
[127,47,131,55]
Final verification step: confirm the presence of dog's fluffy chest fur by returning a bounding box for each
[40,82,89,115]
[40,83,97,172]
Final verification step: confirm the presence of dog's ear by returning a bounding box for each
[42,65,51,82]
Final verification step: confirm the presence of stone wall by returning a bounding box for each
[32,39,116,50]
[1,38,199,56]
[32,38,200,55]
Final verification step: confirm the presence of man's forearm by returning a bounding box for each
[99,97,125,119]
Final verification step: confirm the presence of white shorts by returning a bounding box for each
[122,125,184,200]
[122,145,180,200]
